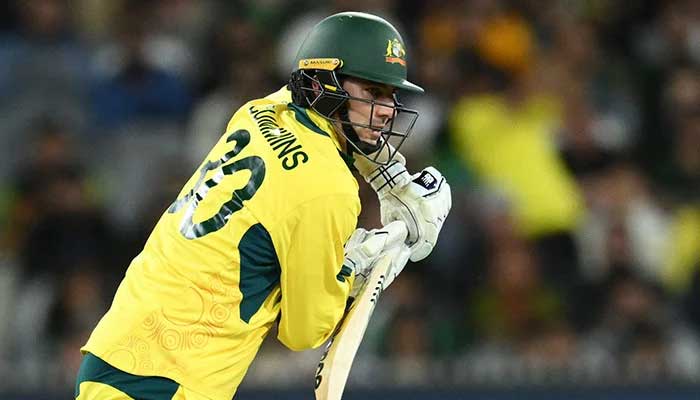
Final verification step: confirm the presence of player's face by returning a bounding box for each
[340,78,396,146]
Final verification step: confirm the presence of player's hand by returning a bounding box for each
[359,160,452,262]
[343,221,407,299]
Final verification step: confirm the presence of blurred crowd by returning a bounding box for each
[0,0,699,394]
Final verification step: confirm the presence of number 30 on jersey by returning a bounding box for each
[168,129,265,239]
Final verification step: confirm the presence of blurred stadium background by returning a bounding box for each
[1,0,699,399]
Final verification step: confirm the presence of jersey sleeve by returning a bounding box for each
[271,193,360,351]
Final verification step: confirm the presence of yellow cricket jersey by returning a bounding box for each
[82,87,361,400]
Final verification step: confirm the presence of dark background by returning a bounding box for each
[0,0,699,398]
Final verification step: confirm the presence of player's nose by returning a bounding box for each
[373,96,394,124]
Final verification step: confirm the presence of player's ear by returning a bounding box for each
[310,78,322,95]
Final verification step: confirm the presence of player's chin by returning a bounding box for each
[359,129,381,144]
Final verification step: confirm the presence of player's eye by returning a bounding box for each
[366,88,395,106]
[366,88,382,99]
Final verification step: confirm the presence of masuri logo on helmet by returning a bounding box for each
[288,11,422,166]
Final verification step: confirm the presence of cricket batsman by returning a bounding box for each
[75,12,451,400]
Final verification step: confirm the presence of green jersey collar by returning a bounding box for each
[287,103,356,172]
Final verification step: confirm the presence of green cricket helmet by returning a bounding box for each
[289,12,423,164]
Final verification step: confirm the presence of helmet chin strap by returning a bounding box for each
[337,104,381,156]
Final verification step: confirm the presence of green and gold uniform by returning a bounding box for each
[77,87,360,400]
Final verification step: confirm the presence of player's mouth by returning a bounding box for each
[357,130,381,146]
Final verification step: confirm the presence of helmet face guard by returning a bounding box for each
[290,67,419,165]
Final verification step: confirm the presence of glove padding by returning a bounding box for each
[343,221,408,299]
[381,242,411,290]
[360,160,452,262]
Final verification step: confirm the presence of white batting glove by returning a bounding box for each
[382,243,412,289]
[356,157,452,262]
[343,221,408,299]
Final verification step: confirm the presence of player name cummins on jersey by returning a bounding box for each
[81,87,361,400]
[249,104,308,170]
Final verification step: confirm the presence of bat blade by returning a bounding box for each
[314,253,394,400]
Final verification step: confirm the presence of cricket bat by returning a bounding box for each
[314,252,395,400]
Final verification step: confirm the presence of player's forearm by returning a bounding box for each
[273,191,362,351]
